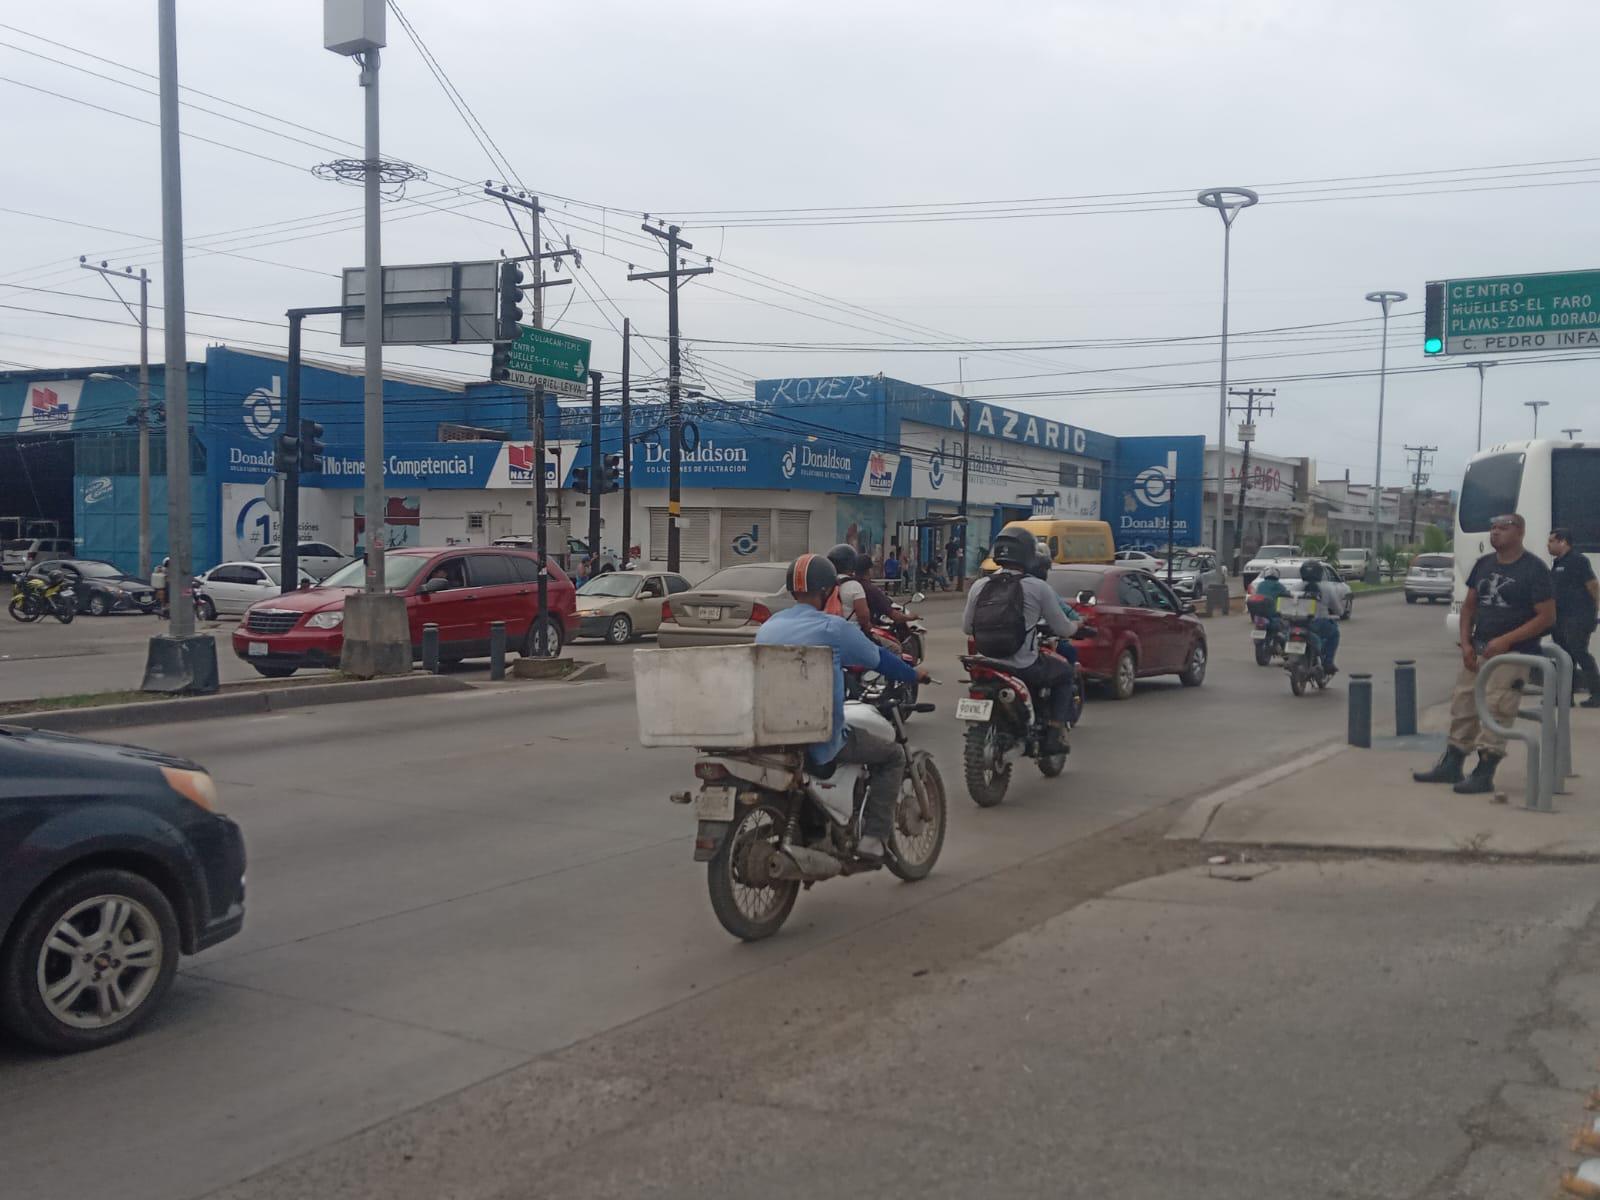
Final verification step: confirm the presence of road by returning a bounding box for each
[8,593,1577,1199]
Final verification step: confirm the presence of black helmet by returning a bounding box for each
[787,553,838,597]
[990,527,1036,570]
[1299,559,1324,584]
[855,549,875,577]
[825,543,859,576]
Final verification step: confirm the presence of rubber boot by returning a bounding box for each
[1453,752,1503,795]
[1412,744,1467,784]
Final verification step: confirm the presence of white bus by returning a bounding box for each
[1447,438,1600,636]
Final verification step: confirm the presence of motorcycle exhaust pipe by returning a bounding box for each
[998,687,1017,703]
[767,844,845,882]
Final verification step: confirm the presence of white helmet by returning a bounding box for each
[1260,566,1280,580]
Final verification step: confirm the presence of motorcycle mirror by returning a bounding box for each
[1077,591,1097,605]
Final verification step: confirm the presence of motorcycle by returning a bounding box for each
[1251,614,1287,666]
[958,626,1087,807]
[1283,617,1331,695]
[8,571,76,624]
[849,597,930,718]
[672,676,947,942]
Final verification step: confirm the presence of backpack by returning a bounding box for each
[971,572,1029,657]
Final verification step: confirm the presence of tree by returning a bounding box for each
[1420,524,1451,554]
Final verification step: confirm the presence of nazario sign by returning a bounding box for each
[504,325,591,397]
[1424,269,1600,355]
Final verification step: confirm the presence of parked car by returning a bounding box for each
[491,535,619,578]
[574,570,691,643]
[0,725,245,1052]
[231,547,577,676]
[1336,547,1374,581]
[1241,544,1303,588]
[3,537,73,576]
[1163,549,1228,601]
[1246,571,1356,620]
[255,542,350,581]
[657,562,795,648]
[1113,549,1164,573]
[1046,564,1208,700]
[1405,552,1454,604]
[196,560,316,618]
[27,559,157,615]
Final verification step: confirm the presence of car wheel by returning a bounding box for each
[1179,640,1207,687]
[1405,592,1417,604]
[523,616,564,658]
[1109,649,1137,701]
[195,596,217,622]
[87,593,110,617]
[605,613,634,645]
[253,665,296,678]
[0,867,180,1053]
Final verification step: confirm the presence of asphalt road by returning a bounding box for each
[4,593,1532,1200]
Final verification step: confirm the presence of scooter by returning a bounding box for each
[958,626,1086,807]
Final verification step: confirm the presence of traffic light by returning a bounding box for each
[491,260,527,382]
[601,453,623,493]
[570,466,589,494]
[274,430,300,473]
[1423,281,1445,355]
[300,418,326,473]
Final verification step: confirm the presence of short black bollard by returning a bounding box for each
[421,623,440,674]
[1348,673,1373,748]
[1394,659,1418,737]
[489,621,507,681]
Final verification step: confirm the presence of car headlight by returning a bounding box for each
[306,611,344,629]
[162,766,221,812]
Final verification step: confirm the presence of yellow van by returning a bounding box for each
[982,519,1115,571]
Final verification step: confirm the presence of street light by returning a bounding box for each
[1562,427,1583,440]
[1525,400,1549,437]
[1365,290,1407,580]
[1197,186,1259,567]
[81,261,150,575]
[1471,360,1497,452]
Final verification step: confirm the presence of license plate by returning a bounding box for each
[1285,641,1306,656]
[1250,628,1266,641]
[247,642,268,657]
[694,785,737,821]
[956,697,995,721]
[696,606,722,621]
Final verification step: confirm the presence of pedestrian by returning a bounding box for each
[1414,513,1555,794]
[883,549,902,592]
[945,536,963,584]
[1547,527,1600,707]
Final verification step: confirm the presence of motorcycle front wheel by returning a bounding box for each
[888,751,946,881]
[706,803,799,942]
[963,722,1012,808]
[52,600,75,624]
[1254,640,1272,667]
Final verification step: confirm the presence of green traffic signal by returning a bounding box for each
[1424,336,1443,355]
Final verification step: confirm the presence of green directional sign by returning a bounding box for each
[505,324,591,396]
[1424,269,1600,356]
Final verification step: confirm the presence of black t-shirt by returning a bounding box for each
[1466,550,1553,653]
[1551,549,1598,628]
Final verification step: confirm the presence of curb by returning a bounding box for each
[3,673,475,735]
[1165,740,1348,841]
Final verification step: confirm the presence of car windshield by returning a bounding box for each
[71,561,123,578]
[3,538,33,551]
[1173,556,1207,571]
[578,574,639,598]
[695,565,787,593]
[1257,546,1297,559]
[321,555,430,590]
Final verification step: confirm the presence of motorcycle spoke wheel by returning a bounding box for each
[706,804,798,942]
[888,754,946,881]
[963,723,1011,808]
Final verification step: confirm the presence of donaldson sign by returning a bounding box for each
[1111,435,1204,551]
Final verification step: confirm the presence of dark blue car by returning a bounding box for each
[0,726,245,1052]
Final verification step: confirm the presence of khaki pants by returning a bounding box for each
[1448,662,1528,756]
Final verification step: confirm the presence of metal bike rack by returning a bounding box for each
[1474,653,1564,812]
[1540,641,1575,787]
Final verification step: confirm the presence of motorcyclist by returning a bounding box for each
[1252,566,1289,639]
[824,542,874,635]
[756,553,930,862]
[1299,559,1342,676]
[963,528,1082,751]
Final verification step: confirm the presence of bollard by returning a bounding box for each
[1394,659,1418,737]
[489,621,507,681]
[421,623,439,674]
[1348,673,1373,748]
[1545,641,1575,788]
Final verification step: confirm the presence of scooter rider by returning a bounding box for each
[963,528,1082,750]
[1299,559,1342,676]
[756,554,930,862]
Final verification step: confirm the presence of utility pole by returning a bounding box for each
[588,370,603,567]
[630,224,712,572]
[1403,444,1436,545]
[620,319,632,567]
[81,260,151,577]
[1471,361,1497,452]
[1226,386,1275,570]
[957,356,971,589]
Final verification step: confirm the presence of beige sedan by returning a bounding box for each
[574,570,690,643]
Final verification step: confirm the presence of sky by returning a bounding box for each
[3,0,1598,493]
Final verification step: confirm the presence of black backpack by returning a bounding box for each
[971,572,1028,657]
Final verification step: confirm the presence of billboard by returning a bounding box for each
[1109,436,1204,551]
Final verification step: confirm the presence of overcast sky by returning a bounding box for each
[4,0,1598,491]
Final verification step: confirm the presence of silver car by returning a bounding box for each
[1405,552,1454,604]
[657,562,795,647]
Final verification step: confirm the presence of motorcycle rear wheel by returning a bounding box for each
[963,723,1012,808]
[8,594,41,623]
[1289,664,1307,696]
[706,803,799,942]
[888,752,946,881]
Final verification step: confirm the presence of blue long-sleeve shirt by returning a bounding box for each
[755,603,918,764]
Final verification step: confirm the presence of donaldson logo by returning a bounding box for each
[229,445,277,472]
[1133,450,1178,508]
[243,376,282,439]
[781,446,797,480]
[730,524,760,556]
[643,440,748,472]
[781,444,852,480]
[927,451,944,490]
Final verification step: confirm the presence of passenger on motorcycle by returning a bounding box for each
[756,553,930,862]
[1299,560,1343,676]
[824,542,874,635]
[1251,566,1290,636]
[1025,542,1080,665]
[962,529,1082,750]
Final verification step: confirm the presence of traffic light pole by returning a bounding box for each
[621,318,632,569]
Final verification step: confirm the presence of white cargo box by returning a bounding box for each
[634,644,835,748]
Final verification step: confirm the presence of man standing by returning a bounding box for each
[1414,513,1555,794]
[1548,527,1600,708]
[946,536,964,587]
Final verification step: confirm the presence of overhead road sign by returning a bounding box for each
[341,259,499,346]
[503,324,592,397]
[1425,269,1600,355]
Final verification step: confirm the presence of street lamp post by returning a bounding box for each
[1365,290,1407,582]
[1525,400,1549,437]
[1561,427,1583,440]
[81,262,150,576]
[1197,187,1259,568]
[1472,361,1496,452]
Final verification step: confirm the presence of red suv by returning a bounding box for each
[231,547,577,677]
[1047,564,1207,700]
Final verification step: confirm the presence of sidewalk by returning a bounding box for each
[1169,702,1600,859]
